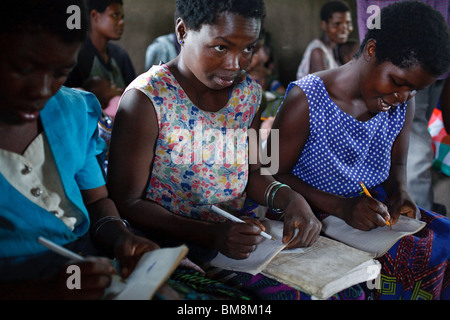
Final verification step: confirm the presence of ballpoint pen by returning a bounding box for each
[211,205,275,240]
[38,236,121,271]
[38,236,84,260]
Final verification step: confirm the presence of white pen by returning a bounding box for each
[210,205,275,241]
[38,236,84,261]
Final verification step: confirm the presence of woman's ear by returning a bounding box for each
[175,18,187,45]
[362,39,376,62]
[90,9,99,24]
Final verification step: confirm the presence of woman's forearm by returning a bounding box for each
[116,198,219,249]
[274,173,347,218]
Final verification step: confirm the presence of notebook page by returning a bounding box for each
[104,245,188,300]
[208,220,287,274]
[321,215,426,257]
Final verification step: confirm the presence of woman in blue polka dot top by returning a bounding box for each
[270,1,450,300]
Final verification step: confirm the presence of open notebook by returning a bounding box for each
[208,219,287,274]
[104,245,188,300]
[208,220,381,299]
[321,215,426,258]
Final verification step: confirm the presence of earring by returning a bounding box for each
[179,40,184,45]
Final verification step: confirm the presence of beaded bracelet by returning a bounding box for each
[93,216,130,236]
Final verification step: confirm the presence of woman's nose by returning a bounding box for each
[395,89,417,104]
[33,73,53,99]
[224,54,241,71]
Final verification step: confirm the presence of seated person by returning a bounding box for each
[145,32,181,70]
[246,32,285,137]
[107,0,365,300]
[65,0,135,119]
[296,0,353,79]
[0,0,157,299]
[338,38,359,64]
[271,1,450,300]
[81,76,119,171]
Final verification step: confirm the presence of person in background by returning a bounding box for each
[430,76,450,212]
[81,76,117,172]
[271,1,450,299]
[65,0,135,119]
[246,31,285,137]
[338,38,359,64]
[296,0,353,80]
[0,0,158,299]
[65,0,135,169]
[145,32,181,70]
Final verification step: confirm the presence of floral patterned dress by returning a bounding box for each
[124,66,367,300]
[125,64,261,222]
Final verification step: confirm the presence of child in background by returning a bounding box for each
[338,38,359,64]
[82,76,120,171]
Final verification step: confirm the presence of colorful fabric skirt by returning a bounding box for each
[236,186,450,300]
[203,267,366,300]
[336,185,450,300]
[373,207,449,300]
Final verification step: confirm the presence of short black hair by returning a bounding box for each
[87,0,123,13]
[320,1,351,22]
[357,1,450,76]
[1,0,89,43]
[175,0,266,31]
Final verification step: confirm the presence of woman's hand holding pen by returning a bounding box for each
[52,257,116,300]
[212,219,266,260]
[339,196,391,231]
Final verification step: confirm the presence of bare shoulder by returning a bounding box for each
[274,84,309,131]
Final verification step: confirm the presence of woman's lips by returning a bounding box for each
[17,109,40,122]
[378,97,401,112]
[213,75,235,87]
[380,98,391,111]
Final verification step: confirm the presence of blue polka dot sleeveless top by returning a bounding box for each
[290,74,407,196]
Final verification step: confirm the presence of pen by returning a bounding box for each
[359,182,391,229]
[38,236,84,260]
[210,205,275,241]
[38,236,121,279]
